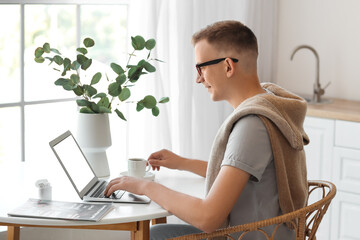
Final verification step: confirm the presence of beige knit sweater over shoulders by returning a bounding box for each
[205,82,309,223]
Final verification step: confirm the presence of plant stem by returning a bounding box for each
[123,50,136,86]
[126,50,136,67]
[109,96,115,109]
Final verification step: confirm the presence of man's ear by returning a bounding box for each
[225,58,235,78]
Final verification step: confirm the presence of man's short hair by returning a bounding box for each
[192,20,258,57]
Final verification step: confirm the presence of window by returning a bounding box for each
[0,1,128,164]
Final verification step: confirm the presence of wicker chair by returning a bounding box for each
[169,180,336,240]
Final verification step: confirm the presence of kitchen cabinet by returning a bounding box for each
[303,116,360,240]
[332,121,360,240]
[331,189,360,240]
[303,117,335,180]
[303,116,334,240]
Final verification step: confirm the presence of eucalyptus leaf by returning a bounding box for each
[128,66,143,82]
[63,58,71,69]
[53,55,63,65]
[159,97,170,103]
[131,35,145,50]
[98,106,111,113]
[63,83,76,91]
[62,58,71,76]
[76,99,91,107]
[91,72,102,85]
[50,48,61,54]
[118,87,131,101]
[142,95,157,109]
[128,66,140,78]
[145,39,156,50]
[136,102,145,112]
[77,47,88,55]
[115,109,127,121]
[43,43,50,53]
[116,73,126,85]
[152,106,160,116]
[71,60,81,70]
[73,85,84,96]
[80,107,94,113]
[144,61,156,72]
[137,59,146,67]
[84,84,97,97]
[111,63,125,75]
[77,54,88,64]
[83,38,95,48]
[94,93,107,98]
[97,96,110,108]
[70,74,80,84]
[34,47,44,58]
[54,78,70,86]
[34,57,45,63]
[90,102,100,113]
[108,82,121,97]
[81,58,92,70]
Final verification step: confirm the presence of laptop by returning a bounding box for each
[49,130,150,204]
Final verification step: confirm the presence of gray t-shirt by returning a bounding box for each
[221,115,294,240]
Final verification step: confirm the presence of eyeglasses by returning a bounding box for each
[196,58,238,76]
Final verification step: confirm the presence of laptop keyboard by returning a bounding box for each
[91,181,125,199]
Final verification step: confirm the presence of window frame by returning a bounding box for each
[0,0,129,162]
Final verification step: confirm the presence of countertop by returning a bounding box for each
[306,98,360,122]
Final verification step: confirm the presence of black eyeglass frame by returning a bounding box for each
[196,58,238,76]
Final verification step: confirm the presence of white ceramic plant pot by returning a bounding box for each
[76,113,111,177]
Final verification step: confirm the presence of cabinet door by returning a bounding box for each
[304,116,335,240]
[304,117,335,180]
[333,147,360,195]
[331,191,360,240]
[335,120,360,149]
[331,147,360,240]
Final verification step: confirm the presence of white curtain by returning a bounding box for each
[123,0,278,162]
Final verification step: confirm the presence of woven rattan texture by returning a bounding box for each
[169,180,336,240]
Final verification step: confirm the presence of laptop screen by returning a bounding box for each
[52,134,95,193]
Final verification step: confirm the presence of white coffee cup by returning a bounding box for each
[128,158,151,178]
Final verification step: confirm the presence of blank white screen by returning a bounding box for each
[53,135,94,192]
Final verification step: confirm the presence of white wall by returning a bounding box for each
[276,0,360,101]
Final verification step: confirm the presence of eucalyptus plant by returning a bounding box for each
[34,36,169,121]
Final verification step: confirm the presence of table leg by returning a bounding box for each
[7,226,20,240]
[131,220,150,240]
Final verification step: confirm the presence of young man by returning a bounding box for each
[105,20,309,240]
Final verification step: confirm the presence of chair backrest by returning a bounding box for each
[169,180,336,240]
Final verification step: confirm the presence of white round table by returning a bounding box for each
[0,161,205,240]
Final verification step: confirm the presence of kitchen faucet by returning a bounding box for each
[290,45,331,103]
